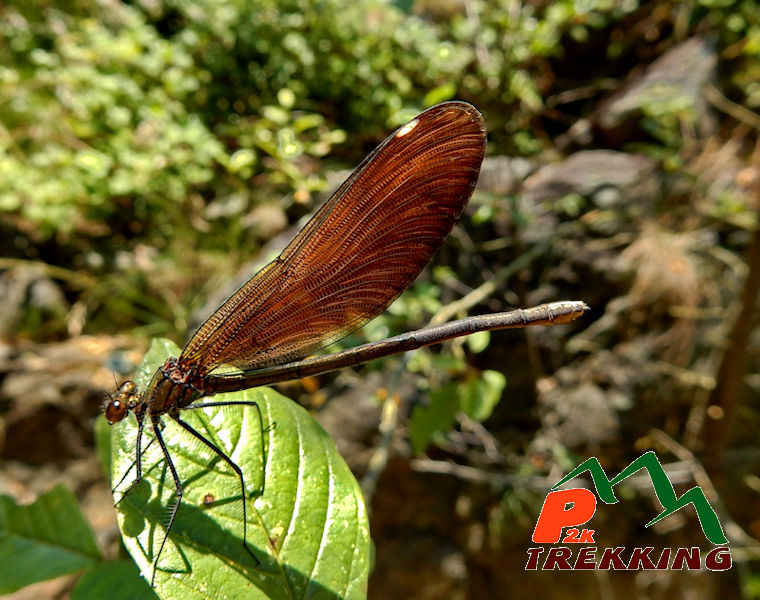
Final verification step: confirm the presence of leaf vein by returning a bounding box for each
[343,480,363,598]
[303,431,335,596]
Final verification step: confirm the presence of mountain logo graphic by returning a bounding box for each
[526,451,731,572]
[532,451,726,545]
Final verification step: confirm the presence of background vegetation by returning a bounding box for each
[1,0,759,598]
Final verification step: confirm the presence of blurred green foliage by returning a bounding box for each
[0,3,222,236]
[3,0,756,258]
[410,370,506,453]
[0,1,347,241]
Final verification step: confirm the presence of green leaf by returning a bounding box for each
[71,560,157,600]
[509,70,543,112]
[459,371,506,422]
[110,339,371,599]
[466,331,490,354]
[423,83,456,107]
[0,485,101,593]
[409,371,507,453]
[409,383,459,454]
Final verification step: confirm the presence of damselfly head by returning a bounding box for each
[105,380,138,424]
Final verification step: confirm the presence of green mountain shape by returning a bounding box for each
[552,451,727,545]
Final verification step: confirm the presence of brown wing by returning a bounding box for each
[181,101,486,374]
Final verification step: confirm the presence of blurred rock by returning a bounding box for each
[521,150,658,205]
[0,269,30,339]
[29,278,68,314]
[476,156,532,196]
[598,37,718,135]
[0,268,68,339]
[516,150,659,248]
[558,37,718,149]
[533,381,620,450]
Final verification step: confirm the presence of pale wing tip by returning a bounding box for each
[422,101,486,135]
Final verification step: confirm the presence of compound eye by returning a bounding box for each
[105,399,128,424]
[119,380,136,395]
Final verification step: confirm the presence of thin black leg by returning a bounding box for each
[172,414,259,566]
[112,438,154,499]
[135,413,143,480]
[113,413,150,504]
[150,418,183,588]
[185,400,268,496]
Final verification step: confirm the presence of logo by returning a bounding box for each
[526,451,731,571]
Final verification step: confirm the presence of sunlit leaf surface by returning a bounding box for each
[111,340,370,599]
